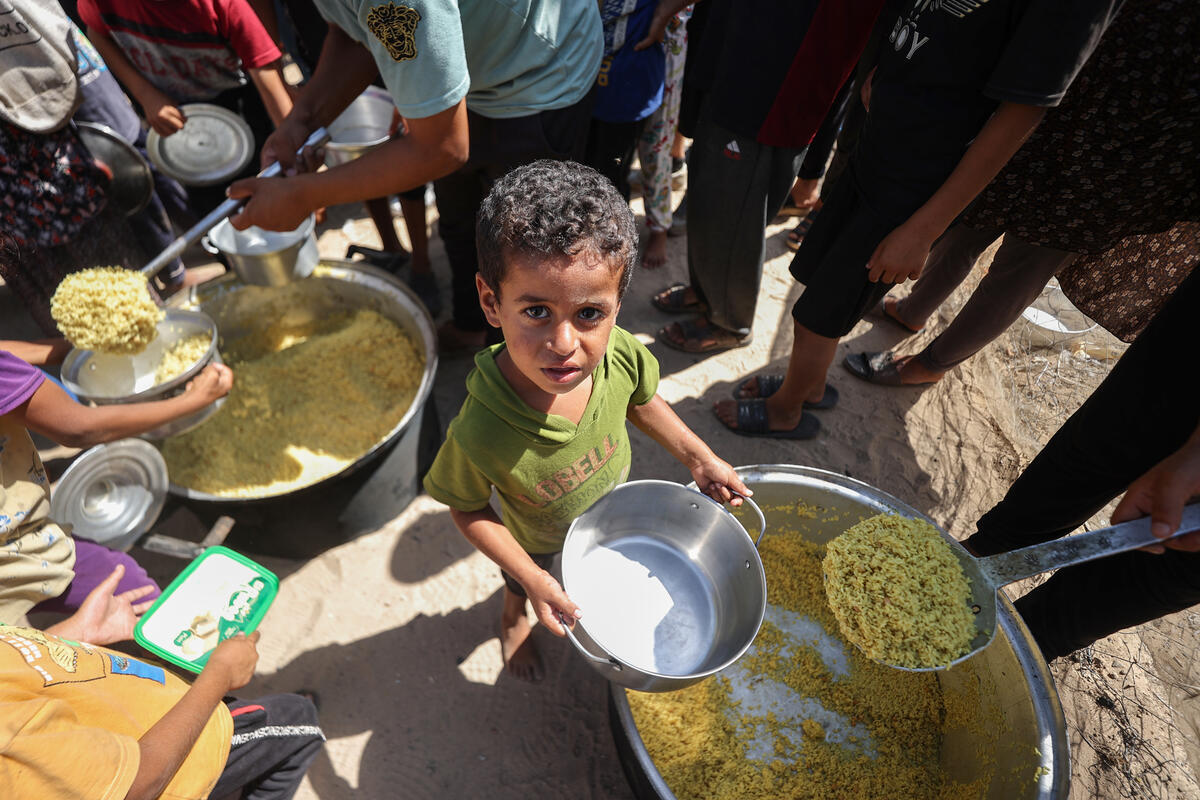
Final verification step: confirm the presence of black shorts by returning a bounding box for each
[788,171,903,339]
[501,550,557,598]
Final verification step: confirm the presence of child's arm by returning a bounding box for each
[0,338,71,367]
[248,64,295,129]
[121,633,260,800]
[866,101,1047,284]
[449,506,581,636]
[628,395,751,506]
[11,363,233,448]
[85,27,186,136]
[45,564,156,646]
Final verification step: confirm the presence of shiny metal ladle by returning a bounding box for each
[881,502,1200,672]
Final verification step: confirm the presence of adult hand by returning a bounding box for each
[227,176,314,231]
[1112,436,1200,554]
[182,363,233,407]
[524,571,581,637]
[633,0,682,51]
[142,88,187,137]
[204,631,261,692]
[690,457,751,508]
[52,564,157,645]
[866,221,934,284]
[260,116,318,172]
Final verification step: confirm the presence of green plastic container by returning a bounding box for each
[134,546,278,673]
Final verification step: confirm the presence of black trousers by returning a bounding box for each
[434,91,594,332]
[211,693,324,800]
[964,268,1200,661]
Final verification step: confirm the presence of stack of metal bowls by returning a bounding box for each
[60,308,223,439]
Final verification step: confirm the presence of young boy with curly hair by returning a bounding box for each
[423,160,749,682]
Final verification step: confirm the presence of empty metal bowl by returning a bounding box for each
[325,87,397,167]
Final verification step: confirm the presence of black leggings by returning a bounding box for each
[964,268,1200,661]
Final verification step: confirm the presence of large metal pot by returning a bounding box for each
[561,480,767,692]
[611,465,1069,800]
[60,308,223,439]
[164,260,437,504]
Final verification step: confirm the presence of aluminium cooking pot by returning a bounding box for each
[561,480,767,692]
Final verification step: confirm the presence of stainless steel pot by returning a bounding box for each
[59,309,223,439]
[164,260,437,503]
[611,464,1069,800]
[561,480,767,693]
[206,215,318,287]
[325,87,396,167]
[75,120,153,216]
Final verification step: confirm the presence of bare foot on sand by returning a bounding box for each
[643,229,668,269]
[501,590,544,683]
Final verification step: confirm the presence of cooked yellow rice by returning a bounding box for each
[51,267,163,355]
[823,513,976,669]
[154,333,211,384]
[160,301,422,498]
[627,531,994,799]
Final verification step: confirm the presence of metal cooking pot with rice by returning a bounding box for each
[609,465,1068,800]
[163,260,437,503]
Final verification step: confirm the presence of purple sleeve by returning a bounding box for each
[0,351,46,415]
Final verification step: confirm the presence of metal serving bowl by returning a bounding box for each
[324,86,396,167]
[611,464,1069,800]
[60,309,223,439]
[163,260,437,503]
[207,215,318,287]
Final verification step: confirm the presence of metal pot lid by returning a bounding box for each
[51,439,168,550]
[76,121,154,217]
[146,104,255,186]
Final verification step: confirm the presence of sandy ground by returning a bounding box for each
[5,189,1198,799]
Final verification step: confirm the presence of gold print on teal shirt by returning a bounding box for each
[517,434,620,508]
[366,2,421,63]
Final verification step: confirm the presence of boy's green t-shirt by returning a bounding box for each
[423,326,659,554]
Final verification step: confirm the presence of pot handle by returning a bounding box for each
[557,612,622,671]
[730,490,767,547]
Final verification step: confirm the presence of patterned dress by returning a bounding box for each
[636,8,692,233]
[959,0,1198,341]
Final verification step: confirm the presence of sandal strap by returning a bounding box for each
[735,399,770,433]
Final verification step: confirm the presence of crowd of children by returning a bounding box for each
[2,0,1199,796]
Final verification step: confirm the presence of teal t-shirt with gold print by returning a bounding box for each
[314,0,601,119]
[423,326,658,554]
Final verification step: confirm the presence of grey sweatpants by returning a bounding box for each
[899,224,1078,372]
[686,98,805,337]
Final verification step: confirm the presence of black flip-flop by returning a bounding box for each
[651,282,706,314]
[731,374,838,410]
[844,351,937,386]
[658,317,751,354]
[716,398,820,439]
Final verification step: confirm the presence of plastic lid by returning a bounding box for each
[134,547,278,673]
[145,104,255,186]
[50,439,168,552]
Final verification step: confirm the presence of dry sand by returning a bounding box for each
[7,191,1196,799]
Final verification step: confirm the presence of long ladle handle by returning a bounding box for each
[979,502,1200,587]
[140,126,330,276]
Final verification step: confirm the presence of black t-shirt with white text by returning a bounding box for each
[851,0,1122,219]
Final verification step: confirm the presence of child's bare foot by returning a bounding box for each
[501,589,544,683]
[642,229,668,269]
